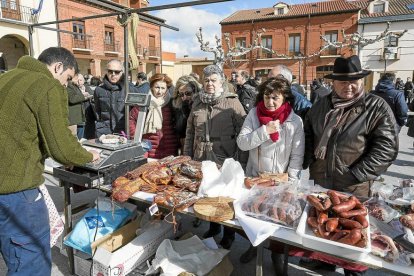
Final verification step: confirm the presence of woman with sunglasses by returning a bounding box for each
[236,77,305,268]
[172,75,202,154]
[129,73,179,158]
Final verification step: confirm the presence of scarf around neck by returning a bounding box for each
[143,93,170,135]
[314,88,365,160]
[256,101,292,142]
[199,89,223,104]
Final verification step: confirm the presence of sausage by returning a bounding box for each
[339,218,363,229]
[354,236,368,248]
[309,206,317,218]
[332,197,357,213]
[323,198,332,210]
[307,195,325,212]
[278,208,287,222]
[354,215,369,228]
[337,229,362,245]
[327,190,341,206]
[339,208,368,219]
[326,218,339,232]
[318,223,331,238]
[318,211,329,225]
[330,230,349,241]
[307,217,319,229]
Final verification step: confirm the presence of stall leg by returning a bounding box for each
[283,244,289,276]
[255,243,263,276]
[63,182,75,274]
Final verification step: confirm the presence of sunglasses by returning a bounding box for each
[178,91,192,97]
[108,69,122,75]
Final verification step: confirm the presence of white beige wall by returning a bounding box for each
[358,20,414,90]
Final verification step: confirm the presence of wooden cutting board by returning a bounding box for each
[193,197,235,222]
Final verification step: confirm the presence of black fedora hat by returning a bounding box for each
[324,55,371,81]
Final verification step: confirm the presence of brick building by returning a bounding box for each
[56,0,164,78]
[220,0,361,86]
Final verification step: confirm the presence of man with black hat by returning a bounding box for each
[302,55,398,275]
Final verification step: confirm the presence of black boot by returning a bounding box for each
[240,245,257,263]
[219,227,235,249]
[202,222,221,239]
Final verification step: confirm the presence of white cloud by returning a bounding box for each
[154,7,228,58]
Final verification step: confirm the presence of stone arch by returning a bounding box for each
[0,34,29,71]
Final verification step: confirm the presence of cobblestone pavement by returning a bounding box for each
[1,126,412,276]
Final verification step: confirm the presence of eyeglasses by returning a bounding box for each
[178,91,192,97]
[108,69,122,75]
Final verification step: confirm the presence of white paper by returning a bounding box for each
[197,158,245,200]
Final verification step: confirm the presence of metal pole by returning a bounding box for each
[28,26,34,57]
[30,0,233,27]
[124,17,130,138]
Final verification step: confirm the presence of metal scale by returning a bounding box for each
[53,92,151,187]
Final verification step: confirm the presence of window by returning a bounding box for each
[407,4,414,10]
[104,26,114,45]
[373,3,385,13]
[235,37,247,59]
[72,21,87,48]
[72,21,85,41]
[104,26,115,51]
[277,8,284,15]
[289,34,301,55]
[324,31,338,55]
[148,35,158,56]
[261,36,272,58]
[384,35,398,47]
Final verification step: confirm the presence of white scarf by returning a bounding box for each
[143,94,168,135]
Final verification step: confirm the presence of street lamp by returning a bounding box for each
[383,47,391,73]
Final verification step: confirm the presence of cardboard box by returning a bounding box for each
[92,219,177,276]
[74,253,93,276]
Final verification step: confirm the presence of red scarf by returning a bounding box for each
[256,101,292,142]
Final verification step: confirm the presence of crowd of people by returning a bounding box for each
[0,47,412,276]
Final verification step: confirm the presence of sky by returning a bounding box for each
[150,0,319,58]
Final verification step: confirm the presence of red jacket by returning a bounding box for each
[129,103,179,159]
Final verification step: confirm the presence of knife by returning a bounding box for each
[370,215,414,253]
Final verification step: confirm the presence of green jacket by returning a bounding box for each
[0,56,93,194]
[66,82,86,125]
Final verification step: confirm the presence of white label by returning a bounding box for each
[149,203,159,216]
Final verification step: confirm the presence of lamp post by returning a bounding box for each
[383,47,391,73]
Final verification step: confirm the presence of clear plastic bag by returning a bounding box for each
[364,198,399,223]
[240,183,305,228]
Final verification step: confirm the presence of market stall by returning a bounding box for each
[52,154,414,276]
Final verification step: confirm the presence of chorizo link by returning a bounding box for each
[354,215,368,228]
[327,190,341,206]
[307,195,325,212]
[337,229,362,245]
[339,218,363,229]
[339,208,368,218]
[332,197,356,213]
[326,218,339,232]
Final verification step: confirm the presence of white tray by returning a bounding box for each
[296,203,371,260]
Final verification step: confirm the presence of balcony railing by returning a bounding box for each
[148,46,160,57]
[136,45,160,57]
[0,2,38,24]
[104,40,120,52]
[72,36,91,50]
[321,47,339,56]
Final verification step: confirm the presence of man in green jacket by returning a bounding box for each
[0,47,99,276]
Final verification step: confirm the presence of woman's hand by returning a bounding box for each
[265,120,280,134]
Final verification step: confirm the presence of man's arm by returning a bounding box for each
[395,92,408,126]
[37,85,93,165]
[351,105,398,182]
[67,85,86,104]
[183,111,195,157]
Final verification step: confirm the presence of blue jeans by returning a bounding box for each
[0,188,51,276]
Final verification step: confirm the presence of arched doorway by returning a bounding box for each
[0,34,29,71]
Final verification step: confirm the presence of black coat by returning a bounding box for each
[236,83,257,113]
[371,79,408,127]
[94,76,136,136]
[135,81,150,94]
[310,85,331,104]
[304,93,398,197]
